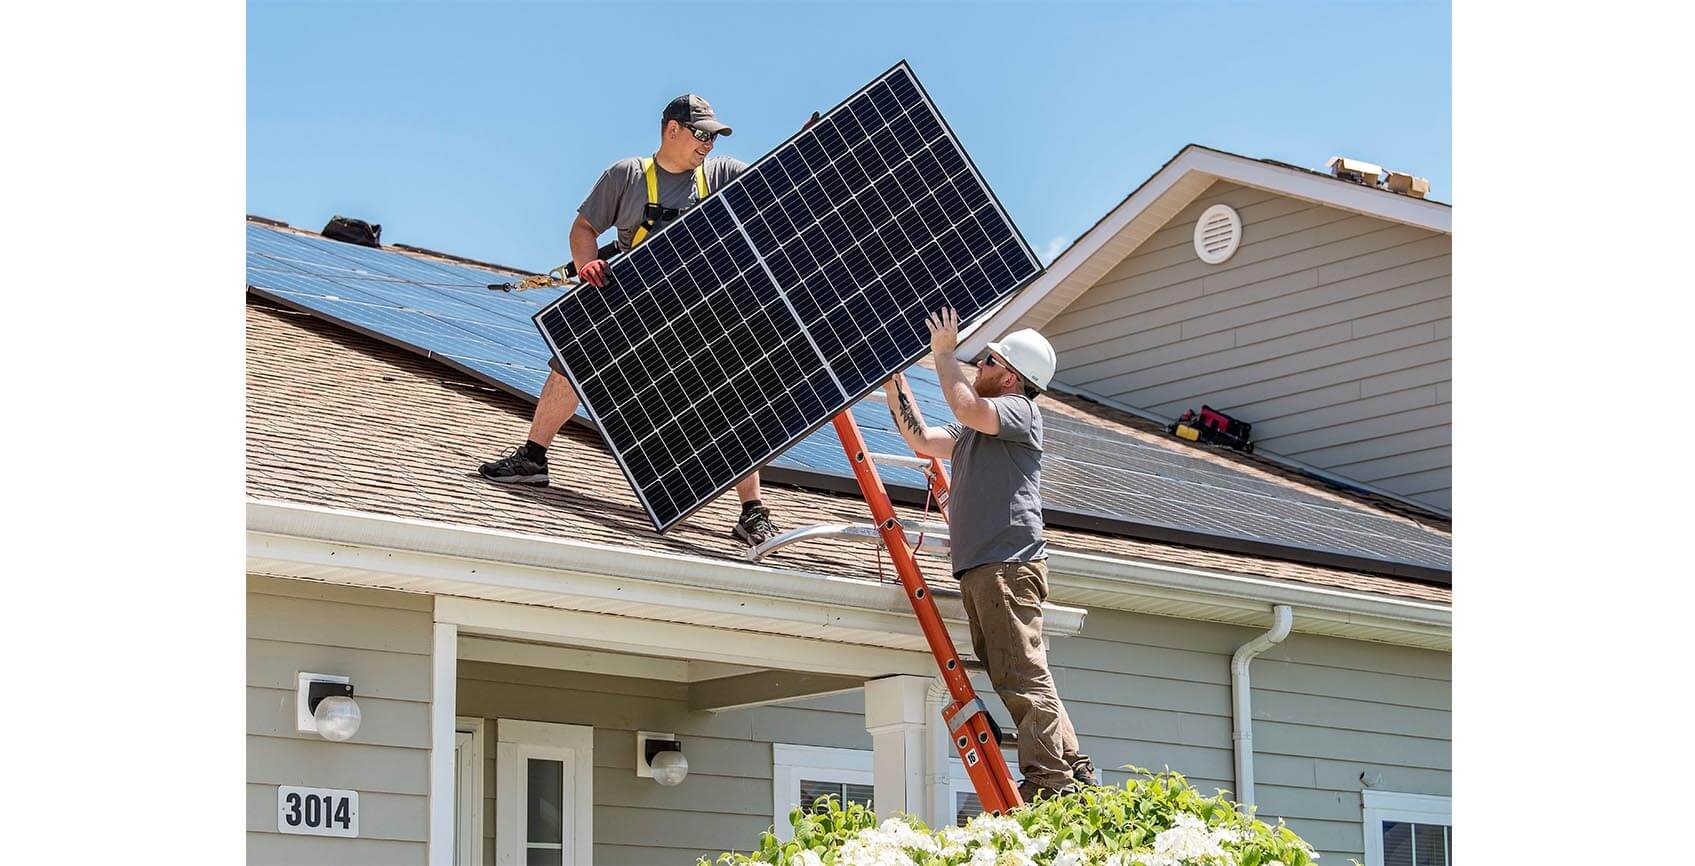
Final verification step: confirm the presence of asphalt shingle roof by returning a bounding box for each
[246,295,1451,605]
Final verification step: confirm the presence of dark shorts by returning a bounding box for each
[548,354,566,376]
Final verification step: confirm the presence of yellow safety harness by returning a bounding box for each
[630,155,709,249]
[505,156,709,291]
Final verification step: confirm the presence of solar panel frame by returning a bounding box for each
[535,61,1045,532]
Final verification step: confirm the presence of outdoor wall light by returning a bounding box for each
[636,731,688,786]
[296,672,362,742]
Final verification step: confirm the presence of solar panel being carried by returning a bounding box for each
[534,62,1042,531]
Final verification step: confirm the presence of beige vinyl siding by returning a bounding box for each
[246,575,434,866]
[1046,180,1452,511]
[457,660,872,866]
[456,606,1446,865]
[1023,607,1450,864]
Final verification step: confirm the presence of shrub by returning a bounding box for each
[703,768,1321,866]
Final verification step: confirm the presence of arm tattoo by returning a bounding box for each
[896,389,925,437]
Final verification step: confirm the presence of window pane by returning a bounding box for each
[527,759,564,844]
[1412,822,1449,866]
[843,783,875,810]
[1383,821,1413,866]
[956,791,984,826]
[526,847,563,866]
[799,779,846,811]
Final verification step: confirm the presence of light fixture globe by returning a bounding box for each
[649,748,688,786]
[313,695,362,742]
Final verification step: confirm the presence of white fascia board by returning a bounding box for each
[959,145,1452,357]
[437,595,936,679]
[1047,549,1451,651]
[246,499,1087,651]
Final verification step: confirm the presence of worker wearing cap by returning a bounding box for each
[882,308,1096,802]
[479,94,781,546]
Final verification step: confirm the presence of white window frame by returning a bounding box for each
[495,719,593,866]
[455,717,487,866]
[772,744,875,841]
[772,744,981,840]
[1362,790,1451,866]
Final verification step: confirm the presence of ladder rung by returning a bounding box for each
[867,451,933,469]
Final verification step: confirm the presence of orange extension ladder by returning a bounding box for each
[750,375,1023,816]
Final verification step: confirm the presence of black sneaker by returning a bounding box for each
[479,445,550,486]
[731,505,779,547]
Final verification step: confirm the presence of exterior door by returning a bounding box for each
[495,720,593,866]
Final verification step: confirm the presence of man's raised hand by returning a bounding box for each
[925,307,960,357]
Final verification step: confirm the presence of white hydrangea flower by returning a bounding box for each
[1052,839,1087,866]
[790,851,824,866]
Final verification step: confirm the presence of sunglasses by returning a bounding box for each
[681,123,717,143]
[977,354,1002,369]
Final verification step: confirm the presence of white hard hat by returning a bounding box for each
[985,328,1057,391]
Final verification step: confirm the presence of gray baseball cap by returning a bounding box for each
[663,93,732,136]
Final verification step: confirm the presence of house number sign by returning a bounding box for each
[276,785,359,837]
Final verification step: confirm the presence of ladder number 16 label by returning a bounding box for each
[277,785,359,837]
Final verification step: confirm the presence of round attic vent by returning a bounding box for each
[1193,204,1242,264]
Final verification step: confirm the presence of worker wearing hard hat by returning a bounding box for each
[882,308,1096,801]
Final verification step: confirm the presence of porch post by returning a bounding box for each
[864,675,931,820]
[428,621,457,866]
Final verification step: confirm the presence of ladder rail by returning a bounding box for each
[828,409,1023,815]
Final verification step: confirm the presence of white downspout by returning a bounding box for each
[923,678,952,828]
[1231,605,1292,812]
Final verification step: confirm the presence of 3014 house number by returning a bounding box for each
[276,785,359,837]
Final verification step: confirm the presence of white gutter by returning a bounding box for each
[1046,549,1449,651]
[1231,605,1293,811]
[246,499,1087,649]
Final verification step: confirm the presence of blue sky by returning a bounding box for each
[248,0,1450,273]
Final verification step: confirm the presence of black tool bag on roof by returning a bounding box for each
[322,215,382,248]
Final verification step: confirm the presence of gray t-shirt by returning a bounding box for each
[577,156,748,251]
[943,395,1048,575]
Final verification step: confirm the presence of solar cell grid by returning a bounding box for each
[536,62,1043,529]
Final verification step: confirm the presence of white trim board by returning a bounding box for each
[249,498,1446,651]
[1361,790,1451,866]
[458,635,761,683]
[958,144,1451,358]
[438,595,939,679]
[454,717,486,866]
[770,744,985,841]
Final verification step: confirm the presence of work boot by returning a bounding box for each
[731,504,779,547]
[479,443,550,486]
[1071,759,1099,787]
[1017,779,1080,804]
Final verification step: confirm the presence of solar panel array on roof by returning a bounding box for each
[244,62,1451,582]
[534,62,1042,530]
[246,222,563,398]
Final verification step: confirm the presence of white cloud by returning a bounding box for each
[1040,235,1070,265]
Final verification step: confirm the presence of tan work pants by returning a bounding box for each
[958,559,1089,791]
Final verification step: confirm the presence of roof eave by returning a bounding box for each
[247,499,1448,653]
